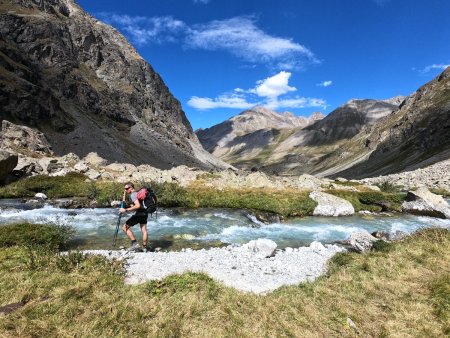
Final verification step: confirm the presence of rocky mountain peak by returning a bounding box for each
[310,111,325,121]
[383,95,406,106]
[0,0,230,170]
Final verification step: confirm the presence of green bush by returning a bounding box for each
[0,222,75,250]
[376,181,403,193]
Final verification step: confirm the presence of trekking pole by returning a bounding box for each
[113,190,126,247]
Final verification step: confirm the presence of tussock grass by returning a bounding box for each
[0,228,448,336]
[184,187,316,217]
[332,180,361,187]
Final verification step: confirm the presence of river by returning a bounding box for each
[0,199,449,250]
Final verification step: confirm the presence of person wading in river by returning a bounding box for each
[119,182,149,252]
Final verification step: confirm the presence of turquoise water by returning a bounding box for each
[0,200,449,250]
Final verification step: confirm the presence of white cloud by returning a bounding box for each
[193,0,210,3]
[186,16,317,68]
[97,13,186,45]
[252,71,296,98]
[97,14,317,69]
[317,80,332,87]
[188,72,327,111]
[265,97,327,110]
[419,63,450,73]
[187,94,255,110]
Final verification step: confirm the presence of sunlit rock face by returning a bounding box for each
[0,0,229,170]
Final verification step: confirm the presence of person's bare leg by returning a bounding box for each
[140,223,148,247]
[122,223,136,241]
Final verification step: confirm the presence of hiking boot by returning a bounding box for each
[127,242,141,252]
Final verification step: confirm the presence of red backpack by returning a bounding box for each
[136,187,157,214]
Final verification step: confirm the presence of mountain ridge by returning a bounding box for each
[196,68,449,177]
[0,0,230,170]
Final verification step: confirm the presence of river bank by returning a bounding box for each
[1,228,448,336]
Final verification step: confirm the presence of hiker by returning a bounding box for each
[119,182,149,252]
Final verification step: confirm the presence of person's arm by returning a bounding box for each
[125,199,140,212]
[120,192,141,213]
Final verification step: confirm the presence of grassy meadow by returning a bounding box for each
[0,224,448,337]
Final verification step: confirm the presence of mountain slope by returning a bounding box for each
[0,0,228,169]
[301,98,401,145]
[328,67,450,178]
[196,106,324,166]
[197,98,403,173]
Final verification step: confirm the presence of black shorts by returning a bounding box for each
[125,213,148,227]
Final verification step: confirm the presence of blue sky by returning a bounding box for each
[77,0,450,130]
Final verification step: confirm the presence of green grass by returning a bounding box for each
[151,183,316,217]
[0,228,448,336]
[0,173,123,205]
[182,187,316,217]
[1,175,410,216]
[376,181,403,193]
[325,190,406,212]
[332,180,361,187]
[0,222,75,250]
[430,188,450,198]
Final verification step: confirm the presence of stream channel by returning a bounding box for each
[0,199,449,251]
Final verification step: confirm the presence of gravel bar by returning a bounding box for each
[82,242,345,294]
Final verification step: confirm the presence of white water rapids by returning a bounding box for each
[1,200,449,250]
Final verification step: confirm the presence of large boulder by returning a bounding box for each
[83,152,109,168]
[309,191,355,216]
[296,174,324,190]
[346,232,379,252]
[0,150,18,184]
[12,155,43,178]
[402,187,450,219]
[242,238,277,258]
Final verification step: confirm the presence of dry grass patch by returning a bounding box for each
[0,228,448,336]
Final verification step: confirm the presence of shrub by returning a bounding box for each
[376,181,402,193]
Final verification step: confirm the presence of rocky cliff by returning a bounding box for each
[0,0,229,170]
